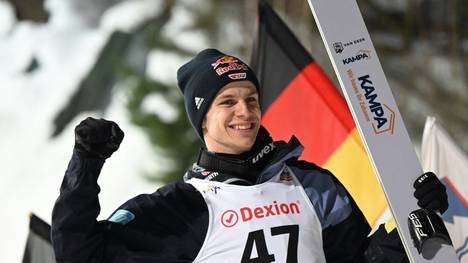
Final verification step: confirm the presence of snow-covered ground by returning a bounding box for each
[0,0,182,261]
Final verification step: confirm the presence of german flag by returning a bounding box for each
[251,1,387,226]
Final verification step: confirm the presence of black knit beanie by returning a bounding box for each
[177,48,260,140]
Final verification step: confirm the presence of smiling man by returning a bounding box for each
[202,81,260,154]
[51,49,449,263]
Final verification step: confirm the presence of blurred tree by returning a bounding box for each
[124,0,204,183]
[7,0,49,23]
[66,0,123,27]
[126,75,200,183]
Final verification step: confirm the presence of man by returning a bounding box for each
[51,49,448,262]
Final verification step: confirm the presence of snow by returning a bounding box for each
[141,93,180,123]
[100,0,163,32]
[0,0,14,35]
[161,4,210,53]
[0,1,175,261]
[146,50,189,84]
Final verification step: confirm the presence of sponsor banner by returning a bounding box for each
[421,117,468,262]
[23,214,55,263]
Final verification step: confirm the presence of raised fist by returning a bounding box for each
[413,172,448,214]
[74,117,124,159]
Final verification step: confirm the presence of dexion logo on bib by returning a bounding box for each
[220,200,301,228]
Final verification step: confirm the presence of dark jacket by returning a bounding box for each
[51,135,407,263]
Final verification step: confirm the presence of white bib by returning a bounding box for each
[187,165,326,263]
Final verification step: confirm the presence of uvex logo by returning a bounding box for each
[220,200,301,228]
[252,142,275,164]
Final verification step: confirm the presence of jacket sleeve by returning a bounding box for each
[51,151,108,263]
[51,151,208,263]
[289,159,409,262]
[364,222,409,262]
[288,160,371,262]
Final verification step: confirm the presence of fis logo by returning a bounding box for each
[203,185,221,194]
[358,74,395,135]
[343,50,371,65]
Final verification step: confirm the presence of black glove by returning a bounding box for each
[74,117,124,159]
[413,172,448,214]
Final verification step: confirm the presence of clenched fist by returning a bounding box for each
[74,117,124,159]
[413,172,448,214]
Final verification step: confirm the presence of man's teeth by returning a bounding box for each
[232,124,251,130]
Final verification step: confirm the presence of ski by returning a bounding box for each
[305,0,459,262]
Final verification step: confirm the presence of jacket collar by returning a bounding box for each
[184,126,303,185]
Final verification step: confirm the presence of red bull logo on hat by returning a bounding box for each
[211,56,240,69]
[211,55,249,76]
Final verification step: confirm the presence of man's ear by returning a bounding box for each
[201,118,208,133]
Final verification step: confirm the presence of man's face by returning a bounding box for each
[202,80,261,154]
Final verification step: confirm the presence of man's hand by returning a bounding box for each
[413,172,448,214]
[74,117,124,159]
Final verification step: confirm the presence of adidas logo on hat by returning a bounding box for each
[195,97,204,110]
